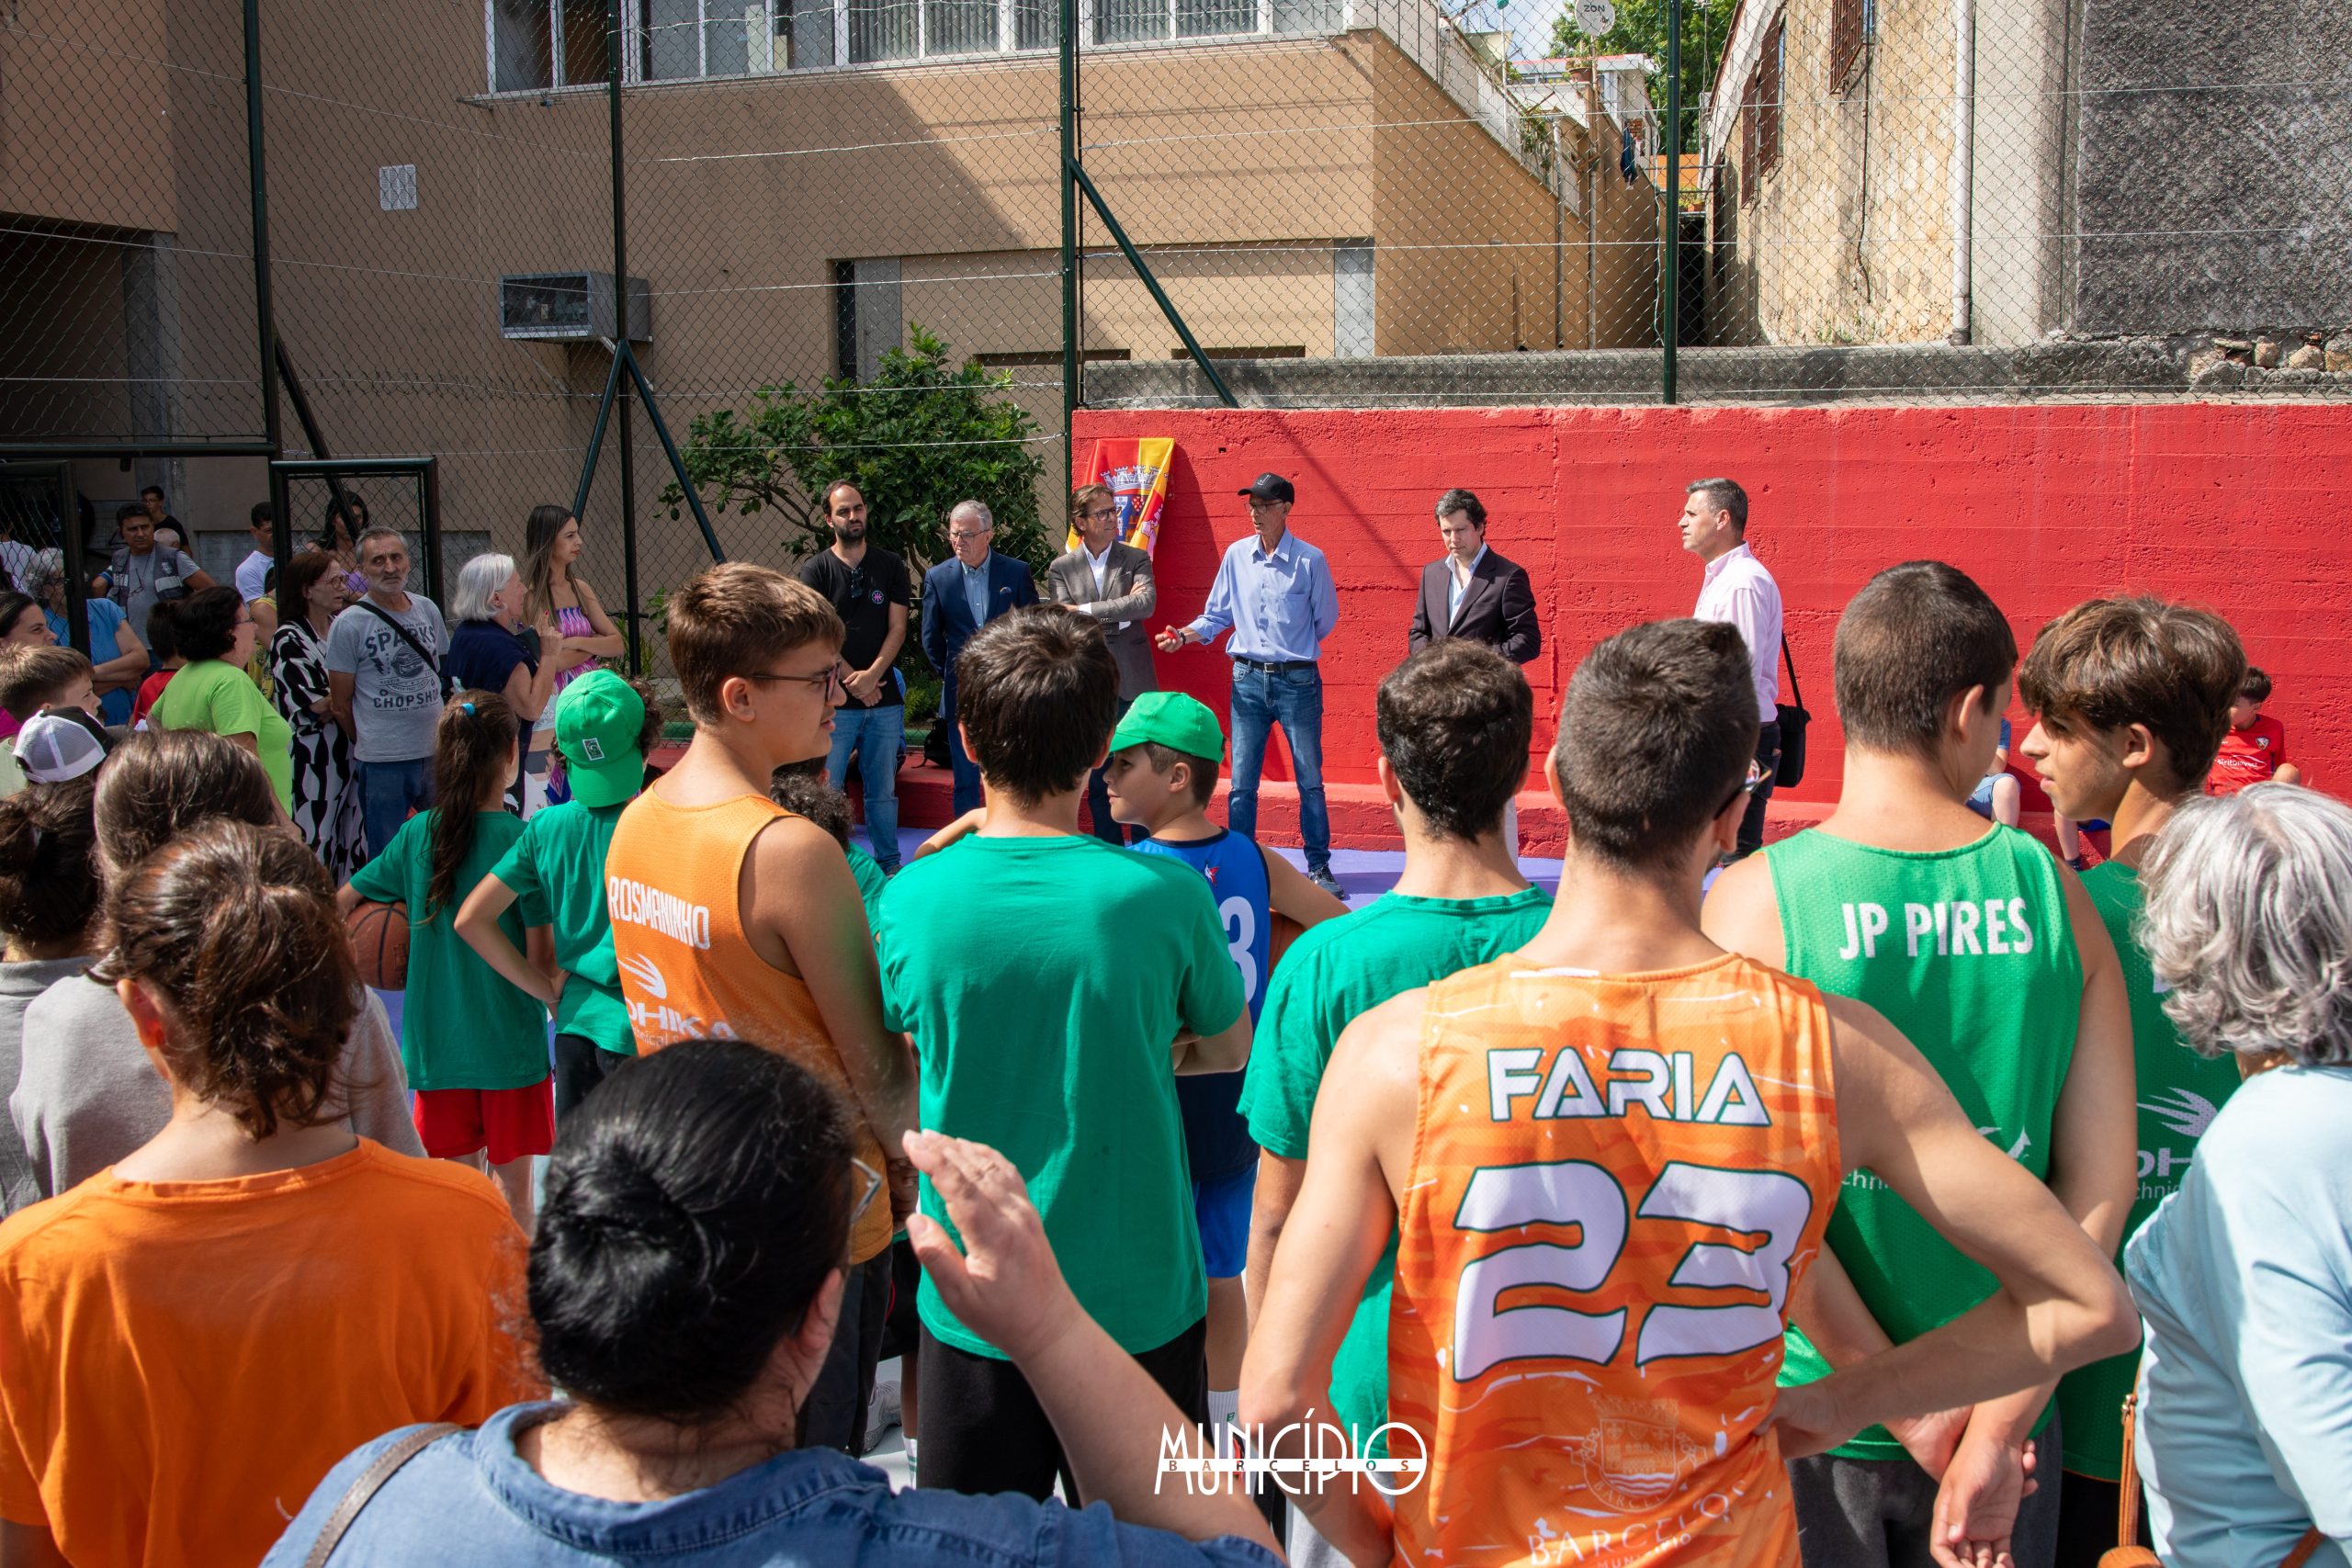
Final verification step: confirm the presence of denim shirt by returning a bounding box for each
[264,1404,1283,1568]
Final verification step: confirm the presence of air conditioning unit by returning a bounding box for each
[499,272,650,343]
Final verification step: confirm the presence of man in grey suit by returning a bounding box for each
[1046,481,1159,841]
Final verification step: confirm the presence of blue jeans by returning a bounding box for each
[1227,662,1329,873]
[826,704,904,872]
[944,688,981,817]
[357,755,434,862]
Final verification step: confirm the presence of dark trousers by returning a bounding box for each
[800,1248,893,1456]
[1791,1414,2064,1568]
[1086,695,1136,843]
[2056,1470,2148,1565]
[550,1032,624,1120]
[944,698,981,818]
[919,1315,1208,1500]
[1735,718,1781,861]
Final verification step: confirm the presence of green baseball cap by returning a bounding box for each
[1109,691,1226,761]
[554,670,647,808]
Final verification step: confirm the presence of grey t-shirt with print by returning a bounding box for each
[325,593,448,762]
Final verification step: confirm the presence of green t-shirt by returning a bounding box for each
[489,799,633,1057]
[1767,825,2083,1460]
[2057,860,2241,1480]
[846,842,888,938]
[153,656,294,814]
[878,833,1245,1359]
[1238,885,1554,1455]
[348,808,549,1091]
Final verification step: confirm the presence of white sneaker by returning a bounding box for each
[862,1368,903,1454]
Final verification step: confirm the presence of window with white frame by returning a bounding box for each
[490,0,615,91]
[489,0,1344,85]
[640,0,786,76]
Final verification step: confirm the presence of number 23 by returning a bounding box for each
[1452,1160,1812,1381]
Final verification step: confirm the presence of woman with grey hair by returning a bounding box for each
[24,547,146,726]
[444,552,559,809]
[2127,782,2352,1567]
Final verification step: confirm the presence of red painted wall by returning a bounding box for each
[1078,402,2352,834]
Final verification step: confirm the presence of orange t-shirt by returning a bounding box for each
[1387,954,1842,1568]
[604,789,892,1262]
[0,1140,534,1568]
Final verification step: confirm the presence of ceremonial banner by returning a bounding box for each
[1069,436,1175,555]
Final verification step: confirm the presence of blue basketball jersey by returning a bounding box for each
[1135,829,1269,1181]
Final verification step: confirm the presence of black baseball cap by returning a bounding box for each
[1238,473,1295,504]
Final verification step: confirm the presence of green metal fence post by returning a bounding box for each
[243,0,279,458]
[1663,0,1681,406]
[1060,0,1080,479]
[608,0,643,675]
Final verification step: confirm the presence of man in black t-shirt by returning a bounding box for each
[797,480,912,874]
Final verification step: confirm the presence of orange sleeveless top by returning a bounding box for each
[1386,953,1841,1568]
[604,790,891,1262]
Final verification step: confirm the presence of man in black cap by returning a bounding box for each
[1157,472,1344,897]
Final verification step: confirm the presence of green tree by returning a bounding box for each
[1551,0,1738,153]
[661,323,1053,581]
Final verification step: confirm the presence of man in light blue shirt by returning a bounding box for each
[1157,472,1343,897]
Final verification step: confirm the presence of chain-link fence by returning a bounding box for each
[4,0,2346,688]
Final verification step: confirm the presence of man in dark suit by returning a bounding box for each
[1409,487,1539,855]
[1046,481,1158,841]
[922,498,1039,814]
[1408,488,1539,664]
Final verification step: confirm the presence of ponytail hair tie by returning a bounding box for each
[459,701,476,715]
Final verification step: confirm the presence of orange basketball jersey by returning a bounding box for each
[1387,953,1841,1568]
[604,789,892,1263]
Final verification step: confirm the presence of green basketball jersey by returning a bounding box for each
[1767,824,2084,1461]
[2056,860,2241,1480]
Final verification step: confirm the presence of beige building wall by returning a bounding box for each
[13,0,1655,594]
[0,0,175,230]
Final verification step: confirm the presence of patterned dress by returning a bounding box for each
[272,618,367,882]
[541,602,602,807]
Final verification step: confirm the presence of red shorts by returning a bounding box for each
[413,1080,554,1165]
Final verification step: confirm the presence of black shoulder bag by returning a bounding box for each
[1775,635,1811,789]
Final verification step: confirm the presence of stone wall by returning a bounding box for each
[2073,0,2352,334]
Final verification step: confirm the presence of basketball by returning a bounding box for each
[1270,910,1305,972]
[345,899,410,991]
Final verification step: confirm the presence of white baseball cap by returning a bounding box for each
[15,709,109,784]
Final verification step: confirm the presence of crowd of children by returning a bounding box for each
[0,519,2339,1568]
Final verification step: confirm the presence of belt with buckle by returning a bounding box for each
[1234,657,1317,673]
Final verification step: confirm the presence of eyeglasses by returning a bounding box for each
[850,1157,882,1224]
[1716,761,1769,818]
[1083,506,1119,522]
[746,664,845,700]
[948,530,991,543]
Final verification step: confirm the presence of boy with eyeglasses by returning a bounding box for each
[604,562,919,1457]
